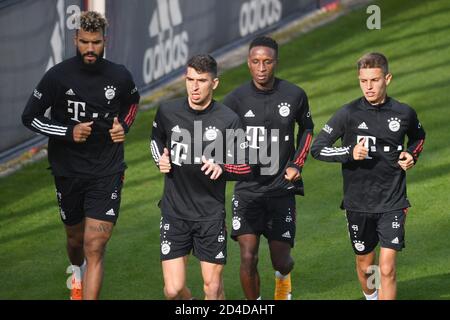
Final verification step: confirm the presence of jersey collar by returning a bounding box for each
[250,77,280,95]
[361,96,392,110]
[185,98,216,115]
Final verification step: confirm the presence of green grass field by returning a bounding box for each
[1,0,449,300]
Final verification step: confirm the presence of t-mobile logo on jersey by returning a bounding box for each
[246,126,265,149]
[357,135,376,159]
[170,140,189,166]
[67,100,86,123]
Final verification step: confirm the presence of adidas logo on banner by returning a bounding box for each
[172,125,181,133]
[358,122,368,129]
[215,251,225,259]
[244,110,255,118]
[281,231,291,238]
[144,0,189,84]
[105,209,115,216]
[391,237,399,244]
[65,89,75,96]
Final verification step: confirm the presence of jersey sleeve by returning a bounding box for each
[221,115,257,181]
[118,69,140,133]
[150,106,167,167]
[406,108,425,163]
[311,107,354,163]
[288,92,314,172]
[22,71,75,141]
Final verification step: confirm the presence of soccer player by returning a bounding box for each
[223,36,314,300]
[311,53,425,300]
[150,54,254,300]
[22,11,140,300]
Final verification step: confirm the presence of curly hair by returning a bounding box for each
[78,11,108,35]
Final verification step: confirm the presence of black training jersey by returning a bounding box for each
[311,97,425,213]
[22,56,140,178]
[151,98,253,221]
[223,78,314,197]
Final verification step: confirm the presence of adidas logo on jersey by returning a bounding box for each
[171,125,181,133]
[215,251,225,259]
[358,122,369,129]
[66,89,75,96]
[281,231,291,238]
[105,209,115,216]
[391,237,399,244]
[244,110,255,118]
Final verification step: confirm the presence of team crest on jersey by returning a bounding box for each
[204,126,219,141]
[104,86,116,103]
[278,102,291,117]
[387,117,401,132]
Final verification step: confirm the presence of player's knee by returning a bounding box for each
[164,284,183,300]
[356,256,374,274]
[203,280,222,299]
[67,234,83,249]
[272,258,294,275]
[379,263,396,280]
[241,251,258,271]
[83,240,106,260]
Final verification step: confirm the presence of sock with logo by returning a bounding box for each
[363,290,378,300]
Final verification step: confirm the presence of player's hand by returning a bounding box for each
[73,121,93,143]
[398,151,414,171]
[201,156,223,180]
[159,148,171,173]
[353,137,368,160]
[109,117,125,143]
[284,167,301,182]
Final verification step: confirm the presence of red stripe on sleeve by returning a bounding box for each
[125,104,138,126]
[412,139,424,159]
[294,133,313,167]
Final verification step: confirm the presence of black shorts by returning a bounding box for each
[160,215,227,264]
[54,172,124,226]
[345,209,407,255]
[230,192,296,247]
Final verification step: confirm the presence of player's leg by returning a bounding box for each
[200,261,225,300]
[378,247,397,300]
[377,209,407,300]
[162,256,192,300]
[64,221,86,300]
[269,240,293,300]
[54,176,86,300]
[346,211,379,299]
[193,219,227,300]
[65,222,85,267]
[231,193,264,300]
[82,217,114,300]
[237,234,261,299]
[355,250,377,297]
[267,194,295,300]
[82,173,123,299]
[160,216,194,299]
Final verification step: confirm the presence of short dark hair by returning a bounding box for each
[78,11,108,35]
[357,52,389,74]
[187,54,218,78]
[249,36,278,57]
